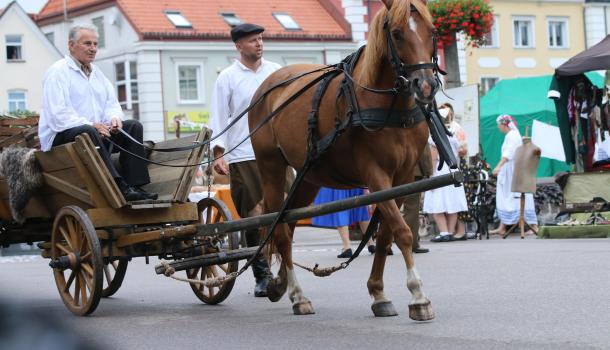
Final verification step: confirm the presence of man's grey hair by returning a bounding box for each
[68,25,99,42]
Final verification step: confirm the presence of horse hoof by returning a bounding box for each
[371,301,398,317]
[292,300,315,315]
[408,300,435,321]
[266,277,286,302]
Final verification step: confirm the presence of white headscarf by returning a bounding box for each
[496,114,518,131]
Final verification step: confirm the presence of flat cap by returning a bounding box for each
[230,23,265,42]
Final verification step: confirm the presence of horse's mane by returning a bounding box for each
[361,0,433,87]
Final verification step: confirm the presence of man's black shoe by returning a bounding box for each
[121,186,148,201]
[254,277,270,297]
[412,247,429,254]
[135,187,158,200]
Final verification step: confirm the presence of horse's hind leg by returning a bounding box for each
[258,157,315,315]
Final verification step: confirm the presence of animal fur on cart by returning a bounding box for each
[0,148,42,223]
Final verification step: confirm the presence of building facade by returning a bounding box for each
[584,0,610,48]
[36,0,357,141]
[465,0,586,94]
[0,1,61,114]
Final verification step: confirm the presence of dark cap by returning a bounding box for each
[230,23,265,42]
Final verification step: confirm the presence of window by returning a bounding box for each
[92,17,105,48]
[8,90,26,112]
[44,32,54,44]
[482,16,499,48]
[513,17,534,48]
[115,61,139,119]
[273,13,301,30]
[176,63,203,104]
[221,13,242,27]
[166,11,192,29]
[5,35,22,61]
[480,77,499,95]
[548,17,568,48]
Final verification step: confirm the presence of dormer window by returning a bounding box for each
[273,13,301,30]
[221,13,242,27]
[166,11,192,29]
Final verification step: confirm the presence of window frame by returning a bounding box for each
[512,16,535,49]
[547,16,569,49]
[272,12,301,31]
[165,10,193,29]
[115,60,139,119]
[5,34,23,62]
[175,61,204,105]
[92,16,105,49]
[481,15,499,48]
[220,12,243,27]
[480,76,500,95]
[7,89,27,112]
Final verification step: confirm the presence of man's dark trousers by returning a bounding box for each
[52,119,150,186]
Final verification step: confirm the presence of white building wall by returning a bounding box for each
[584,4,610,48]
[39,6,139,59]
[342,0,367,43]
[0,5,61,114]
[137,50,165,141]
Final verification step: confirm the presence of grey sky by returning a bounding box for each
[0,0,47,13]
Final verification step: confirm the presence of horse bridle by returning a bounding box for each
[382,5,446,92]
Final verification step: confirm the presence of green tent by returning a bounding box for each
[480,74,603,177]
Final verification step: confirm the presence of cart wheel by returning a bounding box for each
[101,258,128,297]
[51,206,103,316]
[187,197,239,304]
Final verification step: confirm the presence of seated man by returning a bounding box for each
[39,25,156,201]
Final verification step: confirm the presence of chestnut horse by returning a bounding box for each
[249,0,439,319]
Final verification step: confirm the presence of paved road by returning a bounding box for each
[1,227,609,350]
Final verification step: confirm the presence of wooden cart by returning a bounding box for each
[0,127,463,316]
[0,129,241,315]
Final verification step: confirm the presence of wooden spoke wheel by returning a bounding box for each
[50,206,103,316]
[187,197,239,305]
[101,258,128,297]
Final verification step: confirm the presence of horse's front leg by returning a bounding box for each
[367,183,434,321]
[367,219,399,317]
[392,197,434,321]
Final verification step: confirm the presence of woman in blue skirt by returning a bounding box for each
[312,187,375,258]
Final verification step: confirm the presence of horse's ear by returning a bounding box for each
[381,0,394,9]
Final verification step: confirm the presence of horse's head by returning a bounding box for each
[378,0,439,104]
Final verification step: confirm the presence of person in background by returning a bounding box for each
[39,25,156,202]
[424,108,469,242]
[312,187,375,258]
[209,23,281,297]
[490,114,538,235]
[401,145,433,253]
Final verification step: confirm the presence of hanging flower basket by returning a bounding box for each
[428,0,494,48]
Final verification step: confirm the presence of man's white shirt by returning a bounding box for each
[39,55,124,151]
[209,58,281,164]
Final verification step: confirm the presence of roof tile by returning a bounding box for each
[38,0,351,40]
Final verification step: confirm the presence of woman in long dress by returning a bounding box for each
[312,187,375,258]
[423,114,469,242]
[490,114,538,234]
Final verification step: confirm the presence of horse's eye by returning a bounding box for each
[392,30,402,41]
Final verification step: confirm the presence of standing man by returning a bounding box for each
[402,145,433,253]
[209,23,281,297]
[39,25,156,202]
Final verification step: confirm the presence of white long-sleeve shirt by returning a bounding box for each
[39,55,124,151]
[209,58,281,164]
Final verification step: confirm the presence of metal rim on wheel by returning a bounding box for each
[51,206,103,316]
[187,197,239,304]
[101,258,128,298]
